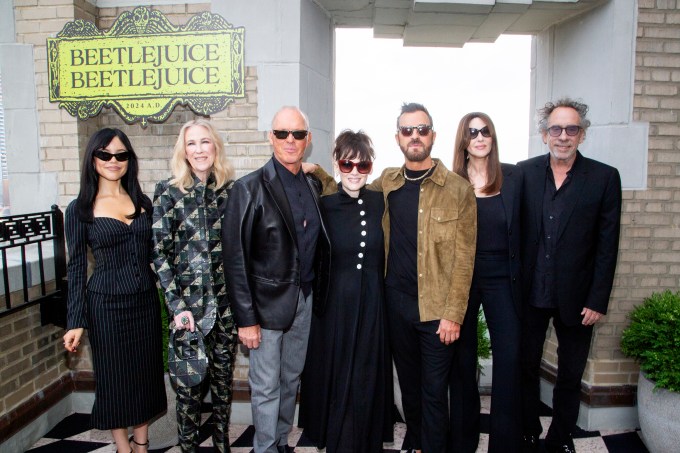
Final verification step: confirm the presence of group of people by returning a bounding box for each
[62,97,621,453]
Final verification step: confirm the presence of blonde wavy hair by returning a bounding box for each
[169,119,234,191]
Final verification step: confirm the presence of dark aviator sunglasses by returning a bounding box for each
[338,159,373,174]
[272,129,309,140]
[93,150,131,162]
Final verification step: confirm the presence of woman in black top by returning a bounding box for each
[449,113,523,453]
[63,128,166,453]
[299,130,393,453]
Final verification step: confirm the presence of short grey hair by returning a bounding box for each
[537,98,591,133]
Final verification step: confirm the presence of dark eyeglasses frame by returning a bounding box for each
[272,129,309,140]
[93,150,131,162]
[547,125,582,137]
[398,124,432,137]
[338,159,373,174]
[469,126,492,139]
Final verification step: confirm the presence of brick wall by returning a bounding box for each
[5,0,679,422]
[0,306,68,417]
[0,0,77,420]
[1,0,270,418]
[540,0,680,391]
[93,0,268,388]
[612,0,680,386]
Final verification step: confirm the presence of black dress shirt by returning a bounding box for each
[273,158,321,293]
[528,154,581,308]
[385,168,431,297]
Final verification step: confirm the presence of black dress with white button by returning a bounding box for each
[299,186,393,453]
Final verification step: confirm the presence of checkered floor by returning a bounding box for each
[27,396,649,452]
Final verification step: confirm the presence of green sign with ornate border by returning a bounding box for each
[47,7,244,126]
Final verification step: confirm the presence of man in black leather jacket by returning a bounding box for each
[222,106,330,453]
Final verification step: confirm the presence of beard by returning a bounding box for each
[400,139,432,163]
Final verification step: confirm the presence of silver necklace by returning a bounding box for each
[403,165,434,182]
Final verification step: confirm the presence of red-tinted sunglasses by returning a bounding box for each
[338,159,372,174]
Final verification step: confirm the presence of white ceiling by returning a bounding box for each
[315,0,609,46]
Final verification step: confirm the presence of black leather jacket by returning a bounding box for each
[222,157,330,330]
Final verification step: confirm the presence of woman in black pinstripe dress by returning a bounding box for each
[63,128,166,453]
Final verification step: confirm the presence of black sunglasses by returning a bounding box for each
[272,129,309,140]
[469,126,491,139]
[547,125,581,137]
[338,159,373,174]
[93,150,131,162]
[398,124,432,137]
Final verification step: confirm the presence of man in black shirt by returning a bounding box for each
[378,103,477,453]
[518,98,622,453]
[223,106,329,453]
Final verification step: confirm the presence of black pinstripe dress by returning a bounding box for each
[65,200,166,429]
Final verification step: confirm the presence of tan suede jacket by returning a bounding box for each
[316,159,477,325]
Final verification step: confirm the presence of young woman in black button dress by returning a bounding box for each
[63,128,166,453]
[299,130,393,453]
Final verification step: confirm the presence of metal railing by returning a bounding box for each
[0,205,67,326]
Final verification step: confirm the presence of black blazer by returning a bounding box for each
[518,152,622,326]
[65,200,157,329]
[498,163,523,316]
[222,157,331,331]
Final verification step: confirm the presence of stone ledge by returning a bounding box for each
[540,361,637,407]
[0,371,73,442]
[2,362,638,445]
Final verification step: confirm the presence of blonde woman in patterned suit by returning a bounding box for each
[63,128,166,453]
[152,119,237,453]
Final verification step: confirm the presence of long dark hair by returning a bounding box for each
[75,128,151,222]
[453,112,503,195]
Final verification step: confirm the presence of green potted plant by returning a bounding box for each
[620,289,680,453]
[477,310,491,372]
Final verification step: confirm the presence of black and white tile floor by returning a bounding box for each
[27,396,649,453]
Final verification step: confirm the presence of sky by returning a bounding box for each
[334,29,533,179]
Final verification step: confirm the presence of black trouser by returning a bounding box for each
[386,286,455,453]
[450,255,522,453]
[520,305,593,447]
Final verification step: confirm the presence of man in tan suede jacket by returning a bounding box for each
[312,103,476,453]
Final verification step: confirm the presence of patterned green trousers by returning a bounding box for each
[176,310,237,452]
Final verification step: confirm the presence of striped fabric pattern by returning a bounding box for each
[64,201,166,429]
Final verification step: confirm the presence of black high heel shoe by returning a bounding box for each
[129,436,150,452]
